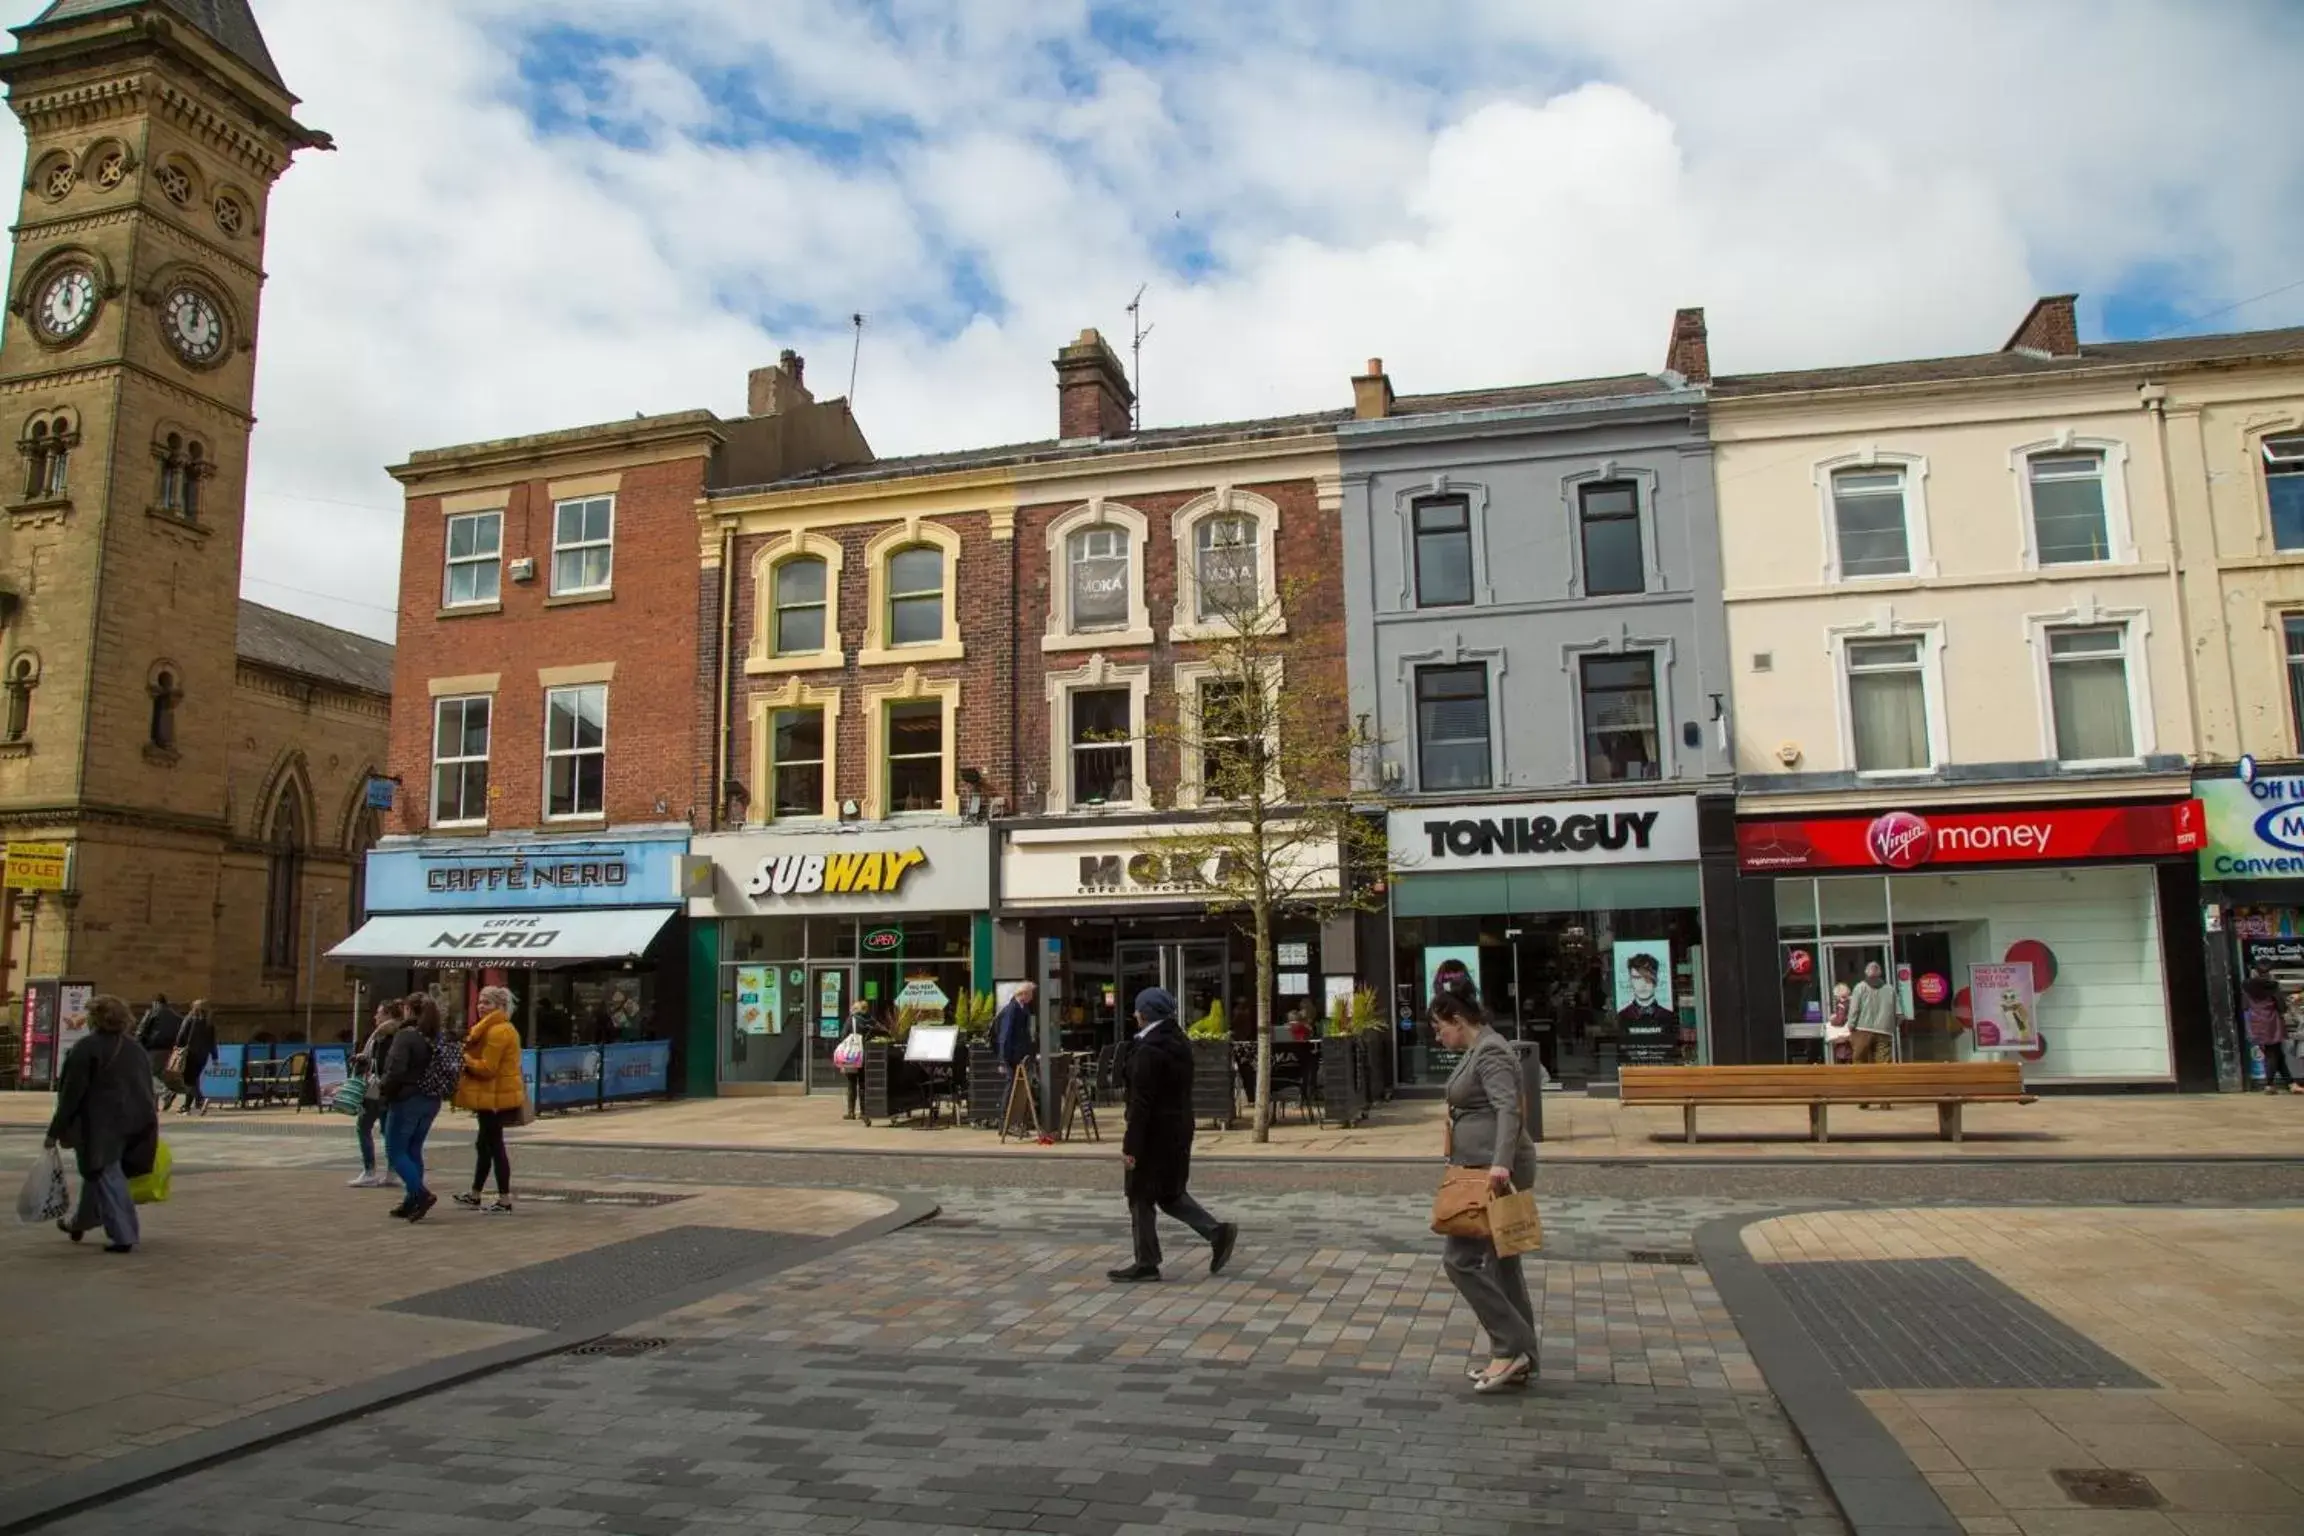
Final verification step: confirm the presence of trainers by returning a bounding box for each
[349,1171,385,1188]
[483,1200,515,1214]
[452,1191,483,1208]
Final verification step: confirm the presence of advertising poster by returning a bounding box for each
[601,1040,672,1100]
[734,967,774,1035]
[55,983,92,1058]
[1968,962,2038,1051]
[537,1045,602,1109]
[1612,940,1678,1065]
[1422,945,1481,1002]
[200,1044,244,1103]
[311,1045,351,1104]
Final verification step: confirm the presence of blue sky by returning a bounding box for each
[1,0,2298,637]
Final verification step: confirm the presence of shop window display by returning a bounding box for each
[719,914,974,1092]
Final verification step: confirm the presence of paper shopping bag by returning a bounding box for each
[1486,1184,1543,1257]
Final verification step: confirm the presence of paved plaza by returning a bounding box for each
[0,1114,2298,1536]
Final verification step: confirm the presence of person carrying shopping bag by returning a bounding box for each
[46,995,160,1253]
[1429,974,1539,1393]
[452,986,526,1212]
[348,999,405,1187]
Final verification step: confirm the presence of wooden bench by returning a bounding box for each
[1617,1062,2036,1144]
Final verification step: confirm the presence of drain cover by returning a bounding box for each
[1625,1249,1700,1266]
[569,1336,670,1358]
[2052,1469,2162,1510]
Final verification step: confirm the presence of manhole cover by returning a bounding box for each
[569,1336,670,1358]
[2052,1469,2163,1510]
[1625,1249,1700,1266]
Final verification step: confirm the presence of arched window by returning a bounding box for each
[148,668,179,751]
[183,441,204,518]
[158,432,183,510]
[886,545,945,646]
[262,784,303,971]
[4,654,36,742]
[773,555,827,655]
[1194,513,1260,620]
[20,417,69,501]
[155,431,208,518]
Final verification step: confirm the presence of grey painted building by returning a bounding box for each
[1337,318,1748,1082]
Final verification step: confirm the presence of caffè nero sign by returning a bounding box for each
[1388,796,1699,871]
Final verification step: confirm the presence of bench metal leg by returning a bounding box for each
[1938,1102,1963,1143]
[1810,1102,1829,1143]
[1684,1104,1698,1145]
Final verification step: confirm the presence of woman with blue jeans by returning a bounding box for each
[350,1000,405,1188]
[379,994,444,1221]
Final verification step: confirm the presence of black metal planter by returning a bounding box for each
[1189,1038,1238,1129]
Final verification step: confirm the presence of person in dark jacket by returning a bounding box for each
[138,994,181,1109]
[992,982,1038,1074]
[1109,986,1237,1283]
[46,994,159,1252]
[173,1001,217,1115]
[379,994,443,1222]
[350,999,405,1188]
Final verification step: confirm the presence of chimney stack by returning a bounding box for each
[747,350,815,416]
[1664,307,1710,384]
[2003,295,2080,359]
[1352,358,1394,420]
[1055,328,1135,441]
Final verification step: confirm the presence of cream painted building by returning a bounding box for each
[1707,296,2266,1090]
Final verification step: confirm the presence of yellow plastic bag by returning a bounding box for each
[128,1139,171,1205]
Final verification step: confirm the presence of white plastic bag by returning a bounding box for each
[15,1146,71,1226]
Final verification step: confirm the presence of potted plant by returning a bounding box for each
[1186,1002,1237,1128]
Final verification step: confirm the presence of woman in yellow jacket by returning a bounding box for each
[452,985,526,1212]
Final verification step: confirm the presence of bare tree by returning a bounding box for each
[1138,525,1387,1142]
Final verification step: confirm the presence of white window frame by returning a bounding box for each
[2009,432,2136,570]
[550,494,615,596]
[859,518,964,666]
[2257,425,2304,554]
[542,683,608,821]
[1812,447,1934,583]
[2283,613,2304,755]
[1042,653,1149,813]
[1172,657,1284,808]
[744,677,842,823]
[2023,601,2155,767]
[1827,614,1948,777]
[429,693,492,828]
[1171,488,1285,642]
[442,510,502,609]
[1044,499,1154,650]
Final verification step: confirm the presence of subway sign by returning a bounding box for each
[745,847,927,898]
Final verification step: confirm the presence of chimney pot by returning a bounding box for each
[1054,328,1135,440]
[1351,358,1395,421]
[748,352,816,417]
[2003,294,2081,358]
[1665,307,1710,385]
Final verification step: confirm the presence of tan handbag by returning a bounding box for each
[1487,1184,1543,1257]
[1430,1114,1493,1237]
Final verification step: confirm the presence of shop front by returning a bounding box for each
[1386,796,1708,1087]
[330,830,688,1104]
[997,822,1342,1054]
[2195,761,2304,1089]
[1735,798,2212,1087]
[685,824,992,1096]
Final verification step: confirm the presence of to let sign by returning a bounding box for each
[4,842,68,891]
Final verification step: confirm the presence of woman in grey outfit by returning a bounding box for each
[1433,977,1538,1393]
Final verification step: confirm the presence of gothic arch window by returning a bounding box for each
[262,782,304,972]
[20,410,78,502]
[154,430,210,518]
[147,663,182,752]
[4,651,39,742]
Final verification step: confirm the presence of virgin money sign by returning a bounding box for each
[1737,800,2203,872]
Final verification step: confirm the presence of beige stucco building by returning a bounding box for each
[1705,297,2304,1090]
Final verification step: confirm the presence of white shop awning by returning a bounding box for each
[327,908,675,969]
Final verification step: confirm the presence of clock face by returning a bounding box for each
[163,286,224,364]
[34,265,97,341]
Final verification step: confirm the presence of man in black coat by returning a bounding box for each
[992,981,1037,1074]
[1110,986,1238,1283]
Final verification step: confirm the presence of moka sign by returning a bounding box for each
[1389,797,1698,870]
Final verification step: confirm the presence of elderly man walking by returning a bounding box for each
[1108,986,1238,1284]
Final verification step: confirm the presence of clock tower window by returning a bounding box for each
[18,411,76,502]
[155,432,210,519]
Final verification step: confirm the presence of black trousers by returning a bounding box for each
[471,1109,512,1195]
[1129,1189,1223,1269]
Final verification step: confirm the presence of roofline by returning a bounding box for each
[704,420,1338,517]
[1337,384,1706,443]
[389,410,725,486]
[234,652,390,701]
[3,3,325,148]
[1714,336,2304,411]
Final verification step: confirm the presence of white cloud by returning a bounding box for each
[0,0,2291,642]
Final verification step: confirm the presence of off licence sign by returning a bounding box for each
[4,842,68,890]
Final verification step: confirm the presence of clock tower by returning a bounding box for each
[0,2,330,1022]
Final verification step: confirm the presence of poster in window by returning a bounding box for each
[1071,551,1128,628]
[735,966,774,1035]
[55,983,92,1058]
[1612,940,1678,1064]
[1967,962,2036,1051]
